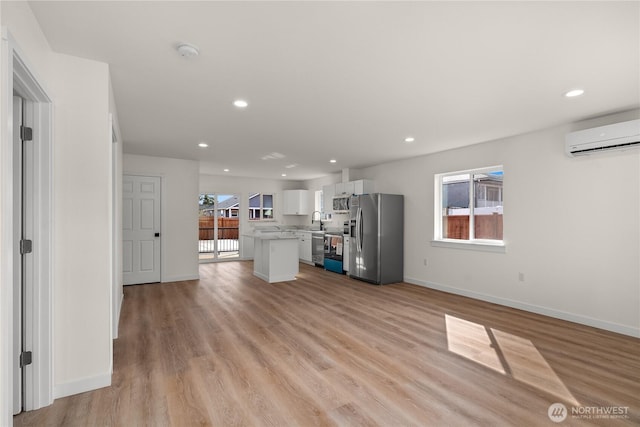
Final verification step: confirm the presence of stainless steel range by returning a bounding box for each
[323,233,343,273]
[311,231,324,267]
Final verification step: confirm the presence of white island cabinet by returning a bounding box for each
[252,234,299,283]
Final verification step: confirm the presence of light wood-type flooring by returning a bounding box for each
[14,261,640,426]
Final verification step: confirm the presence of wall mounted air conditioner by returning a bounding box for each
[565,119,640,157]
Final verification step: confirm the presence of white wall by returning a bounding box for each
[50,52,112,397]
[360,109,640,337]
[200,173,308,233]
[1,0,115,406]
[124,154,199,282]
[200,171,350,233]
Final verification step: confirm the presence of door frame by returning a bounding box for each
[1,29,54,424]
[199,193,241,262]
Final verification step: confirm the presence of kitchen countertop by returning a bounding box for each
[243,232,298,240]
[253,234,298,240]
[245,226,344,238]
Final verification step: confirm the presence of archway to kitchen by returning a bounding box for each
[198,193,240,261]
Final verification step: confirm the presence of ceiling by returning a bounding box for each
[29,1,640,180]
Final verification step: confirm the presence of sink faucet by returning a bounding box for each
[311,211,323,230]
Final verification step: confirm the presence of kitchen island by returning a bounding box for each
[250,233,299,283]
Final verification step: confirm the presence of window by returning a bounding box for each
[435,166,503,245]
[315,190,323,213]
[249,193,274,220]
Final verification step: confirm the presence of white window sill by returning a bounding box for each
[431,239,506,253]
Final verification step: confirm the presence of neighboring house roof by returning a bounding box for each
[200,193,262,211]
[443,178,503,209]
[217,195,240,210]
[248,193,261,208]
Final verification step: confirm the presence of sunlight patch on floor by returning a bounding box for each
[445,314,579,406]
[445,314,506,374]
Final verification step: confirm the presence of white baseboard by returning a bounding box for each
[54,373,111,399]
[161,274,200,283]
[404,277,640,338]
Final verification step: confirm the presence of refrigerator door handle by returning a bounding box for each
[354,208,358,252]
[357,207,363,252]
[354,208,359,252]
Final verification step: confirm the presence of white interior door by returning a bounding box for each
[123,175,161,285]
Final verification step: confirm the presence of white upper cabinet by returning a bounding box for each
[334,180,374,196]
[283,190,309,215]
[322,184,335,215]
[322,179,374,215]
[335,181,352,195]
[352,179,374,195]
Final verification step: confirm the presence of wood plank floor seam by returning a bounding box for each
[13,261,640,426]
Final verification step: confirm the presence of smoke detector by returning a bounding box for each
[176,43,199,58]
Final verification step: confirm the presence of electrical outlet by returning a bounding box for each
[518,272,525,282]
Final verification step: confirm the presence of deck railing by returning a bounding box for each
[199,217,239,253]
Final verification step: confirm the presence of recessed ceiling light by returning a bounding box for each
[404,137,415,143]
[564,89,585,98]
[233,99,248,108]
[198,142,209,148]
[223,168,230,172]
[329,159,337,163]
[281,173,287,177]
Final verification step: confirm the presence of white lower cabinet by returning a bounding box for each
[296,231,313,264]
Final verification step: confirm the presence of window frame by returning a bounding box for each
[433,165,505,252]
[314,190,323,214]
[248,192,275,222]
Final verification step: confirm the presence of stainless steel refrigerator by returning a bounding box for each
[348,193,404,285]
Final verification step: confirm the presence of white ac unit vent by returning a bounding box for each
[565,119,640,157]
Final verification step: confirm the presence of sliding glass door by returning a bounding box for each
[199,193,240,261]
